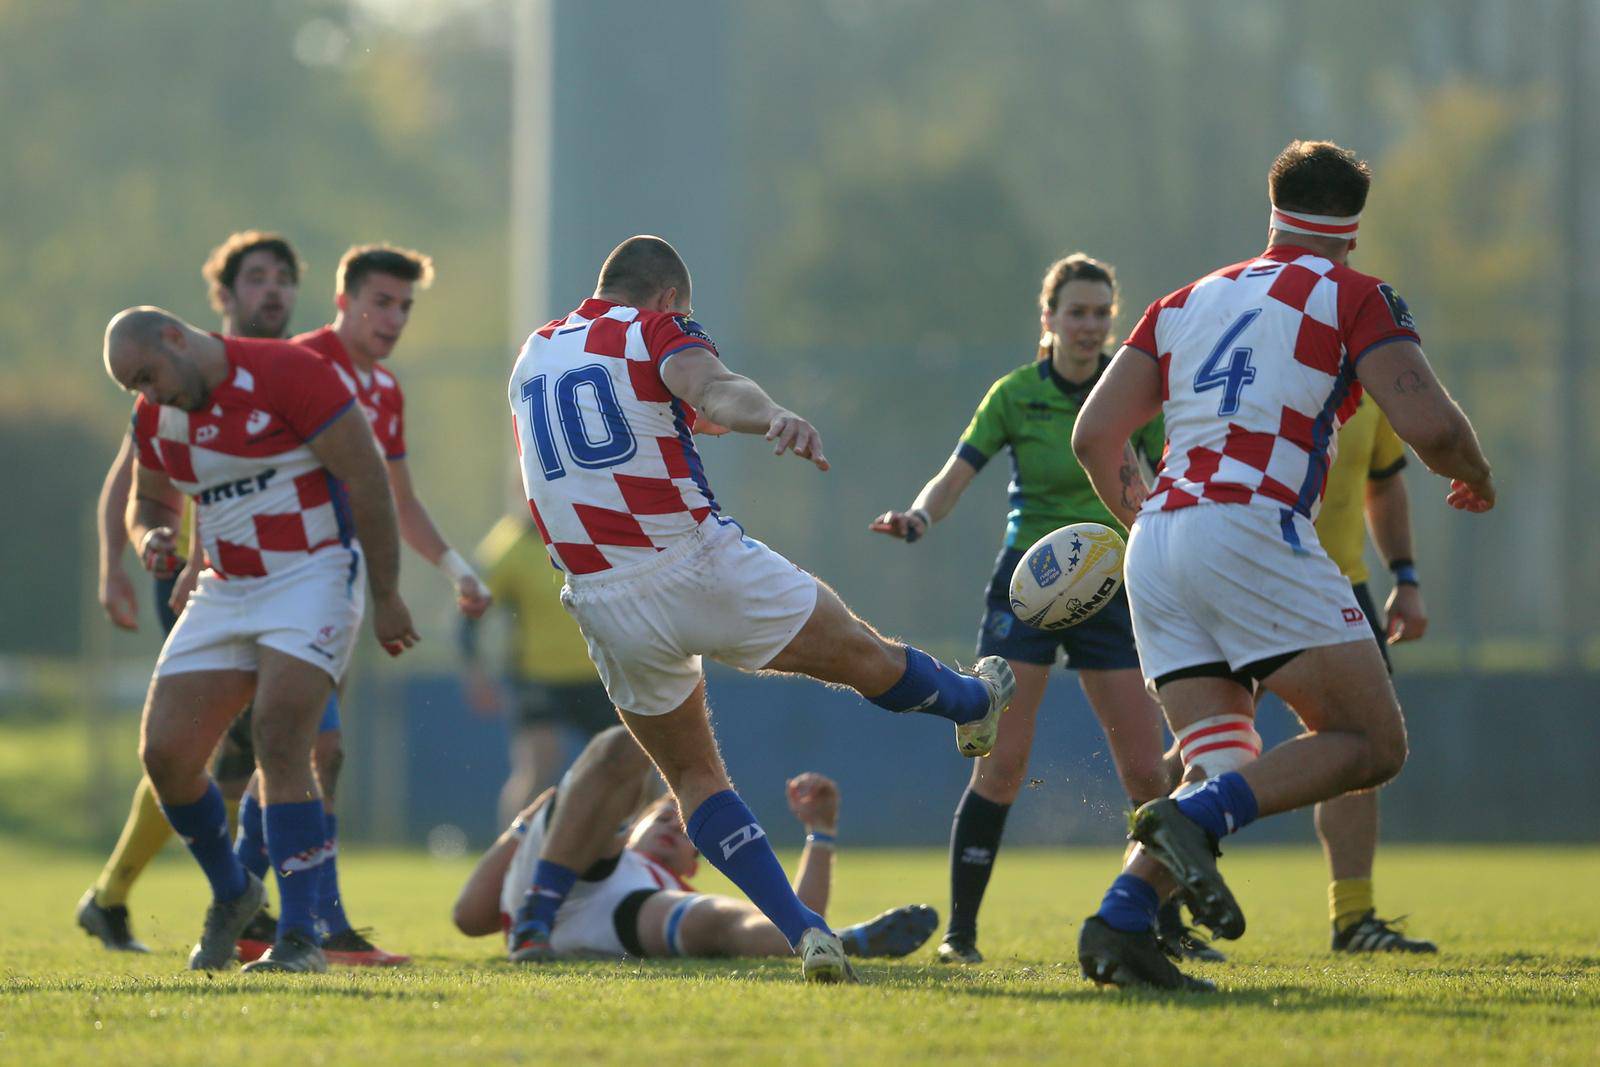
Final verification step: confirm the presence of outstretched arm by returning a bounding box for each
[1072,347,1164,529]
[787,773,839,916]
[660,349,829,471]
[1356,341,1493,511]
[869,455,979,542]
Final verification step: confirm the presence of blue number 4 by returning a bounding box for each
[519,365,637,481]
[1193,308,1261,417]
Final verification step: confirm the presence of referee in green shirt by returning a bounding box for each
[872,254,1207,963]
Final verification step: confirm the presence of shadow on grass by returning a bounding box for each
[447,952,1600,1018]
[0,972,440,1002]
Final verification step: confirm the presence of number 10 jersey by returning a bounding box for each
[507,298,723,575]
[1124,244,1420,530]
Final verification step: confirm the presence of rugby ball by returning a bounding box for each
[1008,522,1125,630]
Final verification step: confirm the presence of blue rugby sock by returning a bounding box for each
[264,799,328,940]
[233,791,270,881]
[869,646,990,725]
[316,814,352,938]
[1096,873,1160,933]
[163,781,249,902]
[514,860,579,933]
[687,791,828,949]
[1174,771,1259,840]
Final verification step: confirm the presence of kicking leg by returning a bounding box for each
[763,579,1015,757]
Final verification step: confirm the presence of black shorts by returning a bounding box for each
[512,679,616,734]
[613,887,660,957]
[1351,581,1392,673]
[975,546,1141,671]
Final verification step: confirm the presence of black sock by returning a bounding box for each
[946,788,1011,942]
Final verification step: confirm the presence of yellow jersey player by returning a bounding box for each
[1309,392,1436,953]
[459,514,617,828]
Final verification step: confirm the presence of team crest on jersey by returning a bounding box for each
[1378,284,1415,330]
[673,315,714,345]
[246,410,272,436]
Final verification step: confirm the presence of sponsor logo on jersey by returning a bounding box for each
[1028,545,1063,588]
[1378,284,1415,331]
[195,424,219,444]
[718,822,766,860]
[673,316,715,346]
[246,409,272,436]
[196,468,277,505]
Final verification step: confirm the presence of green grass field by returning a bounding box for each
[3,837,1597,1066]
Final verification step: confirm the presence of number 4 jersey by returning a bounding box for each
[1125,244,1419,527]
[507,298,722,575]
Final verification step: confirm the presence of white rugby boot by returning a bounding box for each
[955,657,1015,758]
[799,928,859,984]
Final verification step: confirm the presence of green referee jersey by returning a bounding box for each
[956,357,1165,549]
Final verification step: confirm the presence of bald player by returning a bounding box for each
[105,306,416,974]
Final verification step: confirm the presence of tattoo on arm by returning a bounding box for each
[1118,459,1148,512]
[1393,370,1428,395]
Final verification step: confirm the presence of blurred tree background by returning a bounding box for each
[2,0,1591,669]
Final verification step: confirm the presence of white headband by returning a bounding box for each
[1269,204,1360,239]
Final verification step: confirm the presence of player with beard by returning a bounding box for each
[229,244,492,966]
[78,231,304,953]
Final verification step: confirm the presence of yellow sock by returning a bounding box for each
[225,797,241,841]
[92,778,174,907]
[1329,878,1375,932]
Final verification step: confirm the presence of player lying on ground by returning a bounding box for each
[105,305,418,974]
[452,726,938,962]
[505,236,1014,983]
[1070,139,1494,991]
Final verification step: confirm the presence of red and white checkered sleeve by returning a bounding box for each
[1340,277,1421,365]
[130,400,164,471]
[264,348,356,442]
[1122,300,1162,360]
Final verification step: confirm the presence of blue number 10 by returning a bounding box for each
[1193,308,1262,417]
[519,365,637,481]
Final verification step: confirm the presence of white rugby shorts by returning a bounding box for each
[560,516,819,716]
[156,546,365,682]
[1124,503,1373,685]
[500,807,670,959]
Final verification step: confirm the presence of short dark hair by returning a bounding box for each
[1268,140,1372,219]
[202,231,302,313]
[338,244,435,296]
[596,236,690,304]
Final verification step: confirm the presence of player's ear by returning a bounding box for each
[335,291,349,313]
[657,286,677,314]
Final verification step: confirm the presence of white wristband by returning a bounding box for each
[909,507,932,530]
[439,548,478,585]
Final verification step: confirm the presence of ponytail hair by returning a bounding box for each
[1037,253,1117,361]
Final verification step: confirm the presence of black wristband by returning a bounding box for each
[1389,558,1419,587]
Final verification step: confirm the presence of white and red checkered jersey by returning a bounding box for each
[293,326,407,460]
[506,298,721,575]
[131,338,358,579]
[1125,244,1420,529]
